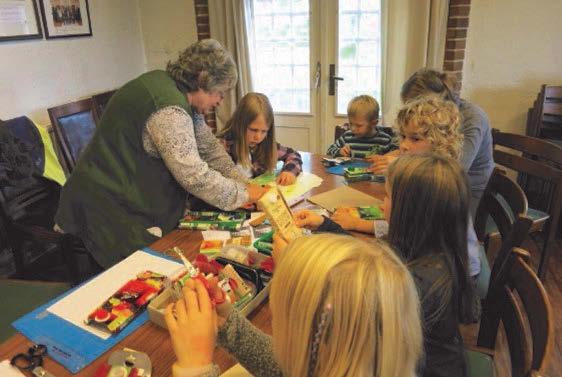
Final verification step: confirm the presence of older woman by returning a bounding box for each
[56,39,267,272]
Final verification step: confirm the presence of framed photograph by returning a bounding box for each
[39,0,91,39]
[0,0,43,41]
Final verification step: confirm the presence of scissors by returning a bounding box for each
[10,344,57,377]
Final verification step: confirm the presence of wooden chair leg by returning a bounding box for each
[537,229,555,280]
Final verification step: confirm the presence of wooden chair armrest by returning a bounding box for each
[512,247,531,263]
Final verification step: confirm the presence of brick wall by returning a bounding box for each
[193,0,217,132]
[443,0,471,91]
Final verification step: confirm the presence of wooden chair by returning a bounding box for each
[474,168,534,287]
[526,85,562,142]
[48,98,97,173]
[334,123,349,141]
[492,129,562,279]
[536,85,562,141]
[465,249,554,377]
[91,89,117,124]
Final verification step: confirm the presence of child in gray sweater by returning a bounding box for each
[165,234,423,377]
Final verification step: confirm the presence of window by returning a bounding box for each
[337,0,381,115]
[248,0,311,113]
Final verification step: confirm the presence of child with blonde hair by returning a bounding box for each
[217,92,302,185]
[327,95,397,158]
[165,234,423,377]
[296,154,476,377]
[332,95,462,234]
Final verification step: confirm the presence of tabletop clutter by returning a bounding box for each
[7,165,386,375]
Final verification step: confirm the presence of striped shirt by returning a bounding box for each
[327,126,397,158]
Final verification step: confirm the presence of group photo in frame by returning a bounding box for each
[39,0,91,39]
[0,0,43,42]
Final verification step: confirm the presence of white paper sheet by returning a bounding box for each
[201,230,231,241]
[48,250,183,339]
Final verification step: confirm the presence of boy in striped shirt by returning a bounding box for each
[327,95,397,158]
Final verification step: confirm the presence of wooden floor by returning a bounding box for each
[460,237,562,377]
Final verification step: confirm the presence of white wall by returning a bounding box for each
[0,0,146,126]
[462,0,562,134]
[138,0,198,71]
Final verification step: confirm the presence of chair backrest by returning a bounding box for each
[537,85,562,139]
[475,168,529,241]
[492,129,562,212]
[478,251,554,377]
[48,98,97,173]
[91,89,117,124]
[334,123,349,141]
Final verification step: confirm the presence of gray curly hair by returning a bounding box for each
[166,39,238,93]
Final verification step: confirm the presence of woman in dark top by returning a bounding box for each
[295,153,475,377]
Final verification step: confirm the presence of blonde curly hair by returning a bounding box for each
[395,95,463,160]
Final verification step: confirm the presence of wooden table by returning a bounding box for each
[0,153,384,376]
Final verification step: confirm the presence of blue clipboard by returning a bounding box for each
[325,160,371,176]
[11,248,181,373]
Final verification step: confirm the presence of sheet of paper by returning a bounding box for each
[308,185,382,212]
[266,172,323,202]
[202,230,231,241]
[0,360,25,377]
[48,250,183,340]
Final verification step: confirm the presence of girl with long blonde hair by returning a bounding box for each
[165,234,423,377]
[217,92,302,185]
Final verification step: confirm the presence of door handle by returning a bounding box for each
[329,64,343,96]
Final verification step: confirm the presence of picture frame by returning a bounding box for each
[0,0,43,42]
[39,0,91,39]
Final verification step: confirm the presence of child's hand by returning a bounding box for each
[165,279,217,369]
[272,233,288,264]
[367,154,397,175]
[331,209,359,231]
[340,144,351,157]
[276,171,296,186]
[293,209,325,230]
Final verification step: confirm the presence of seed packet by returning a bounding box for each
[85,271,166,334]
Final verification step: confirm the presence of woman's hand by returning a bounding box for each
[246,183,269,204]
[165,279,217,369]
[272,233,288,265]
[293,209,325,230]
[276,171,296,186]
[366,154,397,175]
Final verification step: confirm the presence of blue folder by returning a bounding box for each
[325,160,371,176]
[12,248,181,373]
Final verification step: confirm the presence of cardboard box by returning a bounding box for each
[148,283,271,329]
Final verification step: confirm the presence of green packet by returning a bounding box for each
[253,230,274,255]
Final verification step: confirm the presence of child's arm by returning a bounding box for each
[331,209,375,234]
[276,143,302,185]
[326,134,347,157]
[277,143,303,175]
[217,310,282,377]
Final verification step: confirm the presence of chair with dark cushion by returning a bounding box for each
[0,118,100,285]
[474,168,534,295]
[491,129,562,279]
[48,98,97,173]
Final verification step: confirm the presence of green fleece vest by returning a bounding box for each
[56,70,191,268]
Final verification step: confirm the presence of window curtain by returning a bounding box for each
[208,0,254,131]
[381,0,449,122]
